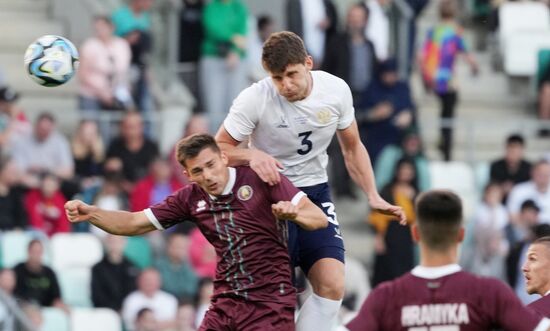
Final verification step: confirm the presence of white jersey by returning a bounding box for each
[224,70,355,187]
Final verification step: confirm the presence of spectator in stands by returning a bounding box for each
[404,0,429,70]
[122,268,178,331]
[507,224,550,305]
[154,233,199,300]
[0,268,17,331]
[19,302,43,330]
[24,172,70,237]
[78,16,133,116]
[506,200,542,249]
[287,0,338,67]
[169,114,209,186]
[523,236,550,318]
[364,0,390,61]
[357,59,415,164]
[490,134,532,203]
[112,0,155,118]
[12,112,74,190]
[134,307,157,331]
[0,156,27,231]
[175,299,197,331]
[248,15,275,82]
[130,158,181,212]
[91,234,139,312]
[193,277,213,327]
[507,160,550,224]
[71,120,105,190]
[420,0,478,162]
[0,87,31,154]
[14,240,68,312]
[106,111,159,187]
[188,228,216,278]
[538,61,550,136]
[375,129,430,192]
[463,183,509,280]
[200,0,249,134]
[368,157,417,286]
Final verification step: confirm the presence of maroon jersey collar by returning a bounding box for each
[411,264,461,279]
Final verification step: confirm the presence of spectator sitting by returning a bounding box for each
[12,112,74,191]
[0,156,28,231]
[134,307,157,331]
[24,172,70,237]
[507,160,550,224]
[364,0,390,61]
[78,16,133,116]
[506,200,542,249]
[106,111,159,188]
[375,129,430,192]
[188,228,216,279]
[122,268,178,331]
[13,240,68,312]
[154,233,199,300]
[247,15,275,83]
[0,269,17,331]
[71,119,105,190]
[357,59,415,164]
[490,134,532,203]
[130,158,181,212]
[0,86,31,153]
[175,299,197,331]
[368,158,417,287]
[193,277,213,327]
[91,234,139,312]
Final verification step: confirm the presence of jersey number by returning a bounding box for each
[321,202,339,226]
[297,131,313,155]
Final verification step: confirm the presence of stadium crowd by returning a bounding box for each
[0,0,549,330]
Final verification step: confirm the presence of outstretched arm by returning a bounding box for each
[215,126,284,185]
[64,200,156,236]
[336,120,406,223]
[272,194,328,231]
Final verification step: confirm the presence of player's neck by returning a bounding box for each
[419,245,458,267]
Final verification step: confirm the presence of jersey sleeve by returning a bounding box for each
[345,286,385,331]
[337,80,355,130]
[144,188,192,230]
[487,279,549,331]
[267,174,304,205]
[223,85,260,142]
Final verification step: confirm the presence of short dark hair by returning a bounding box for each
[262,31,308,74]
[415,190,463,250]
[439,0,457,19]
[533,236,550,246]
[136,307,153,320]
[257,15,273,32]
[175,134,220,167]
[506,134,525,146]
[37,112,55,123]
[521,199,540,212]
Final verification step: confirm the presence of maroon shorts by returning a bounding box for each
[198,297,295,331]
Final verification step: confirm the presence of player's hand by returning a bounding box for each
[249,150,284,186]
[64,200,96,223]
[272,201,299,220]
[369,194,407,225]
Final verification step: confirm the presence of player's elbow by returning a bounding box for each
[304,214,329,231]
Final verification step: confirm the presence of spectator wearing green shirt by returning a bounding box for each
[199,0,248,133]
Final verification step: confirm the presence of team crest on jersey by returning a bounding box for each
[196,200,207,212]
[316,109,331,124]
[237,185,253,201]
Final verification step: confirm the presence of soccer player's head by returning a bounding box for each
[413,190,464,252]
[262,31,313,102]
[523,236,550,296]
[176,134,229,196]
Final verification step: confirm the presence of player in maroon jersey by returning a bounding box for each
[65,134,328,331]
[524,236,550,318]
[343,190,550,331]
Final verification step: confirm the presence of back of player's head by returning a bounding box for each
[262,31,308,74]
[176,134,221,167]
[415,190,463,250]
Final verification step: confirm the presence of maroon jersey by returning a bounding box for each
[145,166,303,306]
[346,265,550,331]
[529,295,550,319]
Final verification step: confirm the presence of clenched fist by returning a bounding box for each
[64,200,96,223]
[272,201,299,220]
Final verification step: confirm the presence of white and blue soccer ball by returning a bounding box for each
[24,35,79,87]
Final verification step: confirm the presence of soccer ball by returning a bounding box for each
[24,35,79,87]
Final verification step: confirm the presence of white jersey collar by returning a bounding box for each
[411,264,462,279]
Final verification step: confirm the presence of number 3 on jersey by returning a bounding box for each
[297,131,313,155]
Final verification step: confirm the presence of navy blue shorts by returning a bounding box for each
[288,182,345,275]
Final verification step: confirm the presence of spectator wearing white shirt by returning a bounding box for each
[364,0,391,61]
[122,268,178,331]
[508,160,550,224]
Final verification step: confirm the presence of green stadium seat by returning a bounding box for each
[537,49,550,88]
[41,307,70,331]
[123,236,152,269]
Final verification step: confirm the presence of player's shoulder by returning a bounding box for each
[240,77,277,100]
[234,166,265,186]
[313,70,349,89]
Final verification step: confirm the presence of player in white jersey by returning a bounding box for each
[215,31,405,331]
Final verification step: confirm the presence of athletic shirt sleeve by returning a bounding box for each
[345,285,386,331]
[337,79,355,130]
[144,187,192,230]
[223,84,260,142]
[266,173,304,205]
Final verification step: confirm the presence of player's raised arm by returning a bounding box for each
[336,120,406,223]
[216,126,284,186]
[65,200,156,236]
[272,195,328,231]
